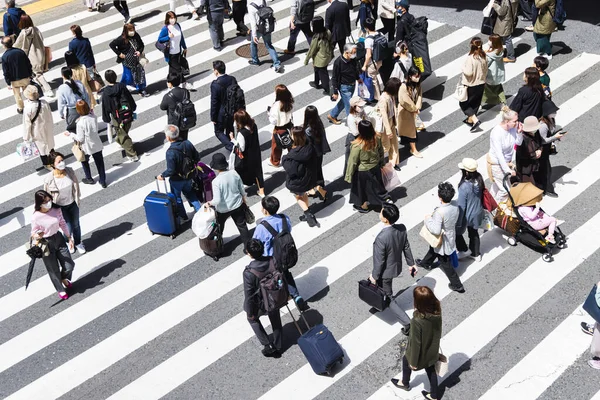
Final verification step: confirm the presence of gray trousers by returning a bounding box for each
[42,233,75,292]
[377,277,411,328]
[207,10,225,49]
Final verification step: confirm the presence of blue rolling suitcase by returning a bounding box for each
[287,305,345,376]
[144,179,179,239]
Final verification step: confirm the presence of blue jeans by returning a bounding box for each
[330,84,355,119]
[503,35,515,60]
[60,202,81,246]
[251,33,280,68]
[170,179,201,219]
[534,32,552,55]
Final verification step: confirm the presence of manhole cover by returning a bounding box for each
[235,43,269,58]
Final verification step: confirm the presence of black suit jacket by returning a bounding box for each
[210,74,237,123]
[325,0,351,42]
[372,224,415,280]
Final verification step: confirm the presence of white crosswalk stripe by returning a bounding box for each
[0,1,599,399]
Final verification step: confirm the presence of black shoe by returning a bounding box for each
[82,178,95,185]
[322,90,331,96]
[391,378,410,391]
[248,60,260,66]
[261,344,280,358]
[295,296,310,311]
[299,214,307,221]
[100,182,107,188]
[401,324,410,336]
[17,108,24,114]
[448,283,466,293]
[421,390,436,400]
[140,90,150,97]
[462,117,473,127]
[470,120,482,132]
[315,190,329,202]
[304,211,320,228]
[309,81,322,89]
[545,191,558,198]
[393,165,401,171]
[353,205,370,214]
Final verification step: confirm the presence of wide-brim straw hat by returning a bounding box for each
[458,157,478,172]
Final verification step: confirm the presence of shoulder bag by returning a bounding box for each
[419,210,443,248]
[454,74,468,102]
[72,141,86,162]
[242,202,255,224]
[131,39,148,67]
[435,348,449,375]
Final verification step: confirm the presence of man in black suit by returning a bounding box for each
[209,60,236,152]
[325,0,351,54]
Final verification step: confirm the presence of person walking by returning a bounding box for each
[43,151,84,254]
[231,0,249,36]
[69,25,99,89]
[390,286,442,400]
[210,60,238,151]
[101,69,139,162]
[284,0,313,55]
[231,109,265,197]
[282,126,320,228]
[328,43,360,125]
[305,16,333,96]
[455,158,484,262]
[482,34,506,107]
[398,67,423,158]
[109,23,149,97]
[357,0,376,37]
[394,0,413,42]
[57,67,90,136]
[30,190,76,300]
[157,125,202,220]
[2,0,25,38]
[1,35,32,114]
[64,50,97,108]
[113,0,132,24]
[516,116,543,185]
[268,84,294,167]
[325,0,351,54]
[345,120,391,213]
[377,77,401,170]
[511,66,545,122]
[160,72,192,140]
[343,96,366,177]
[69,100,107,188]
[416,182,465,293]
[533,0,556,59]
[206,152,251,252]
[158,12,193,89]
[199,0,229,51]
[487,106,523,203]
[361,18,383,101]
[14,14,54,98]
[248,0,282,72]
[253,195,309,311]
[304,105,330,201]
[536,100,565,197]
[169,0,201,20]
[22,85,54,170]
[459,37,488,132]
[378,0,395,41]
[243,238,283,358]
[492,0,518,63]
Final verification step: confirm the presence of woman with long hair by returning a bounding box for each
[282,127,320,227]
[30,190,75,300]
[398,67,423,158]
[304,16,333,96]
[391,286,442,400]
[56,67,89,135]
[482,34,506,106]
[303,105,331,201]
[231,109,265,197]
[268,84,294,167]
[511,66,545,122]
[157,12,192,90]
[455,158,484,261]
[109,23,148,97]
[536,100,565,197]
[460,37,488,132]
[345,120,390,213]
[377,77,402,170]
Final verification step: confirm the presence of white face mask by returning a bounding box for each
[128,31,135,37]
[169,18,176,25]
[55,161,66,170]
[41,201,52,210]
[410,76,420,83]
[349,53,357,59]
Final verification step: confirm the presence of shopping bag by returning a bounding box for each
[353,81,371,101]
[479,210,494,231]
[242,203,255,224]
[450,251,459,268]
[454,80,468,102]
[16,141,40,162]
[71,142,86,162]
[381,162,401,192]
[419,224,442,248]
[435,352,448,375]
[191,205,217,239]
[359,71,375,102]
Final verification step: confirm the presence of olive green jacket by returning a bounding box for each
[405,311,442,370]
[534,0,557,35]
[344,137,384,183]
[304,32,334,68]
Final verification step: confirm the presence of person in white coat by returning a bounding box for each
[22,85,54,170]
[69,100,107,188]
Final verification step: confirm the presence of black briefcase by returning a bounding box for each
[358,280,389,312]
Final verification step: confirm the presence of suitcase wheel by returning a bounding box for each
[171,234,176,239]
[212,256,219,261]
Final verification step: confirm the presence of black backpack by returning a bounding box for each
[114,91,133,125]
[251,0,276,35]
[173,147,197,179]
[261,216,298,270]
[249,258,290,313]
[169,90,197,130]
[222,81,245,119]
[296,0,315,24]
[368,34,391,62]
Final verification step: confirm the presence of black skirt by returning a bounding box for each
[350,165,390,207]
[459,84,485,117]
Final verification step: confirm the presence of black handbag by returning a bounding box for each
[274,128,293,149]
[358,279,389,312]
[242,203,255,225]
[155,40,170,54]
[583,285,600,325]
[481,8,497,35]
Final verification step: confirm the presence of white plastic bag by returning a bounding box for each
[381,162,401,192]
[365,105,383,133]
[480,210,494,231]
[16,141,39,162]
[482,0,495,17]
[192,206,217,239]
[353,81,371,101]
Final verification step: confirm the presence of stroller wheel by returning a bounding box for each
[542,253,553,262]
[507,237,517,246]
[557,241,567,249]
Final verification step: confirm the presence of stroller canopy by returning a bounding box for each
[509,182,544,207]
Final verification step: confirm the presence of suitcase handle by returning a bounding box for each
[286,304,310,335]
[155,177,169,193]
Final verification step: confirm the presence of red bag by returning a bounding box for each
[482,188,497,212]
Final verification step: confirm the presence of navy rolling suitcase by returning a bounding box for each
[144,179,179,238]
[287,305,344,375]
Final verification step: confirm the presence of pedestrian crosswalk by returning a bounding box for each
[1,1,600,399]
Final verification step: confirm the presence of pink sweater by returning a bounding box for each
[518,205,543,223]
[31,208,70,238]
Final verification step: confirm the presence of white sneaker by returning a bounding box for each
[127,155,139,162]
[468,254,482,262]
[76,244,86,254]
[457,251,470,260]
[183,82,194,90]
[542,53,553,60]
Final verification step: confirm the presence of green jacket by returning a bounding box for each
[344,137,384,183]
[304,32,334,68]
[534,0,557,35]
[405,311,442,370]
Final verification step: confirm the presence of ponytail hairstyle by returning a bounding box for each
[499,105,518,122]
[468,36,486,59]
[60,67,82,97]
[396,41,409,55]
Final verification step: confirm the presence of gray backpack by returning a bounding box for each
[251,0,276,35]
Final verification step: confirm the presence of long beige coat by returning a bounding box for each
[397,83,422,139]
[14,27,47,74]
[23,98,54,156]
[71,65,97,108]
[376,92,397,136]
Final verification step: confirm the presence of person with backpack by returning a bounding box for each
[243,239,284,358]
[157,125,202,220]
[305,17,333,96]
[253,196,309,311]
[210,60,240,152]
[361,18,384,101]
[160,72,196,141]
[532,0,556,59]
[199,0,230,51]
[2,0,25,38]
[1,35,32,114]
[248,0,282,72]
[101,69,139,162]
[325,0,351,54]
[390,41,412,82]
[284,0,314,55]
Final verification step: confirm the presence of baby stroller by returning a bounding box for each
[494,173,566,262]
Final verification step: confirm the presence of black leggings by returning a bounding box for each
[168,52,187,83]
[402,355,438,398]
[113,1,129,19]
[456,226,481,257]
[314,66,330,93]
